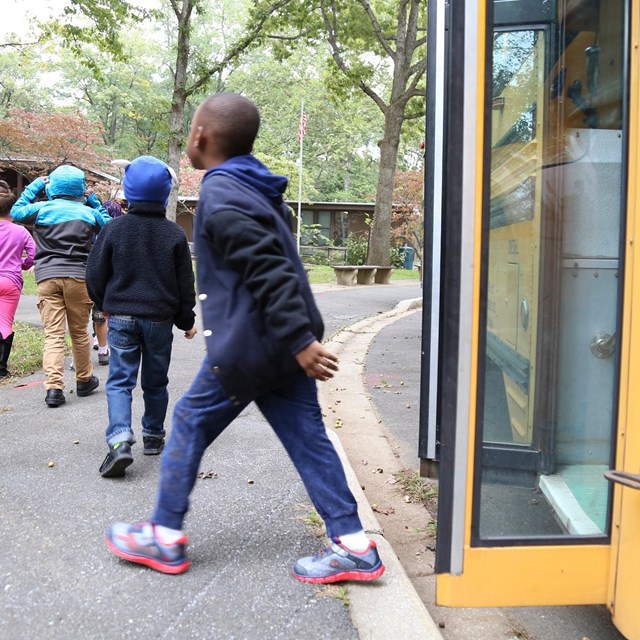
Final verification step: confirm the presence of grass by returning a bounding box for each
[297,506,326,536]
[20,262,418,292]
[21,271,37,295]
[395,469,439,508]
[304,264,421,284]
[1,321,45,381]
[0,321,72,385]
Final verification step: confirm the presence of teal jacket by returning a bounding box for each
[11,175,111,283]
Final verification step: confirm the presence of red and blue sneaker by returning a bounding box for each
[105,521,191,575]
[291,537,385,584]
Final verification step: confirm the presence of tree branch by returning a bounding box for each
[355,0,396,60]
[266,29,313,41]
[320,1,388,114]
[186,0,292,97]
[403,110,426,121]
[0,40,42,48]
[401,62,425,102]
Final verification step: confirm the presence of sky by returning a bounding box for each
[2,0,159,41]
[3,0,66,40]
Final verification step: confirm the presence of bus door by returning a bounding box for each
[422,1,639,635]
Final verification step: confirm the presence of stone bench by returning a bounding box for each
[355,265,377,285]
[332,266,358,286]
[331,265,393,286]
[373,267,392,284]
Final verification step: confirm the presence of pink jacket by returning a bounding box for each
[0,220,36,290]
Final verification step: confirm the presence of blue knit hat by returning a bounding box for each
[123,156,174,205]
[46,165,86,199]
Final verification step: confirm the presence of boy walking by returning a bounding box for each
[105,94,385,583]
[11,166,111,407]
[86,156,197,478]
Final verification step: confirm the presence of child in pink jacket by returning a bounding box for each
[0,179,36,377]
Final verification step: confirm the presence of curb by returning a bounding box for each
[321,301,443,640]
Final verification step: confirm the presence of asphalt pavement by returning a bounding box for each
[0,282,438,640]
[1,281,626,640]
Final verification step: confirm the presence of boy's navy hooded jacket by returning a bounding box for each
[194,154,324,404]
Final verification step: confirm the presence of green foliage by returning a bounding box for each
[56,32,173,159]
[0,321,69,383]
[227,47,383,202]
[389,246,404,269]
[41,0,149,77]
[0,46,55,114]
[346,234,368,266]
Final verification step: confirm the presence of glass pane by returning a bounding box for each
[476,0,626,540]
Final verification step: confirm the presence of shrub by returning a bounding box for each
[389,247,404,268]
[346,234,368,265]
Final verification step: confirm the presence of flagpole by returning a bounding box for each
[296,97,305,255]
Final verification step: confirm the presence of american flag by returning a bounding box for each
[298,110,308,142]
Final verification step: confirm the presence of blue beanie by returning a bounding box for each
[123,156,173,205]
[46,165,86,199]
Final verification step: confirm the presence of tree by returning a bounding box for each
[0,108,112,196]
[226,47,383,202]
[159,0,296,220]
[48,0,297,219]
[0,46,56,114]
[390,169,423,264]
[260,0,426,265]
[56,32,173,159]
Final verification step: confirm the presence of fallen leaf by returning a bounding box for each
[372,505,396,516]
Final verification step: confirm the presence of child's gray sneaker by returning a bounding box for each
[291,537,385,584]
[100,442,133,478]
[143,436,165,455]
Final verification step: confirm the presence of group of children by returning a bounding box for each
[1,93,385,585]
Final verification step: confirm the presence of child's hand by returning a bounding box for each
[295,341,339,381]
[185,326,197,339]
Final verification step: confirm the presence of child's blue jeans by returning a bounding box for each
[105,315,174,446]
[152,360,363,538]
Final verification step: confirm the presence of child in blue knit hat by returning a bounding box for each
[86,156,197,478]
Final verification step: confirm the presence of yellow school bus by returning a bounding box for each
[421,1,640,637]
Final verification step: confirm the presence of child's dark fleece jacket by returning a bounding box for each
[85,202,196,331]
[194,154,324,404]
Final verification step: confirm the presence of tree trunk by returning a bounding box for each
[165,0,193,222]
[367,105,404,266]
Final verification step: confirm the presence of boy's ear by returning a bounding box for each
[193,125,207,150]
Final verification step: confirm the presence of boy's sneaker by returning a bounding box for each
[98,349,109,366]
[143,436,165,456]
[99,442,133,478]
[106,521,191,574]
[291,537,385,584]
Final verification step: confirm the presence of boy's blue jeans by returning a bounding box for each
[152,360,363,539]
[105,315,174,446]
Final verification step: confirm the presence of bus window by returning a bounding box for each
[475,0,626,541]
